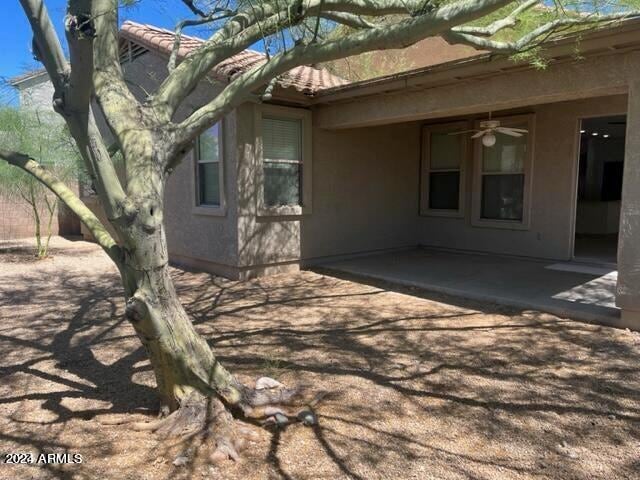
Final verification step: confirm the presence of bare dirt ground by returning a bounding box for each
[1,237,639,480]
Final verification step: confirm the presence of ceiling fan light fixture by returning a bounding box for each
[482,133,496,147]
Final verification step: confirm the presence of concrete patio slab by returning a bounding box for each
[320,248,624,328]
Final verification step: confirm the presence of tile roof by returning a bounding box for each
[9,68,49,86]
[119,21,349,95]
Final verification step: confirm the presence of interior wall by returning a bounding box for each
[417,95,628,261]
[576,133,625,236]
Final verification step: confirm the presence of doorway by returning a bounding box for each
[574,115,626,265]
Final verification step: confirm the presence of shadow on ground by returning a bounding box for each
[1,238,639,479]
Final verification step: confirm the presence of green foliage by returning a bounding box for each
[323,0,640,79]
[0,106,83,257]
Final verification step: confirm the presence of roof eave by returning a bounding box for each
[312,16,640,104]
[8,69,49,87]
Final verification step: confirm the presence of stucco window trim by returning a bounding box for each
[254,104,312,217]
[192,119,227,217]
[471,113,535,231]
[420,120,469,218]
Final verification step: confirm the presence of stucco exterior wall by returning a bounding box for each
[235,103,302,275]
[233,95,629,271]
[300,121,421,260]
[417,95,628,260]
[233,103,421,274]
[15,74,55,111]
[163,111,239,275]
[115,52,241,276]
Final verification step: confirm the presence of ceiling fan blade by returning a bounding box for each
[471,130,487,139]
[496,127,523,137]
[448,130,479,136]
[500,127,528,133]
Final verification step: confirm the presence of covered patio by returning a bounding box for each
[321,248,624,328]
[305,19,640,330]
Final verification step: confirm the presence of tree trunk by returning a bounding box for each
[29,184,44,258]
[41,195,56,259]
[109,213,315,459]
[116,216,241,413]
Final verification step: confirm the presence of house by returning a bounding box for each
[14,19,640,328]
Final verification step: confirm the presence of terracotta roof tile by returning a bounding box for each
[119,21,349,95]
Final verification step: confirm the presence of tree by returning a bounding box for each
[1,0,637,463]
[0,106,81,258]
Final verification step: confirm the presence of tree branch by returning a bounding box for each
[320,11,374,29]
[452,0,539,36]
[92,0,148,146]
[19,0,68,87]
[151,0,440,120]
[174,0,515,146]
[443,11,640,53]
[0,149,121,263]
[18,0,127,222]
[168,11,236,72]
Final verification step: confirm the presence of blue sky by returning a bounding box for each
[1,1,201,83]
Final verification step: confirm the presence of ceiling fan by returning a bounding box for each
[449,118,528,147]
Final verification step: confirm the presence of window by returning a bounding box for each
[420,122,467,216]
[196,122,223,208]
[472,114,534,228]
[256,105,312,216]
[263,116,302,207]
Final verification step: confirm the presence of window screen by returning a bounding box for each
[427,131,462,211]
[197,123,221,206]
[263,116,302,207]
[479,127,527,221]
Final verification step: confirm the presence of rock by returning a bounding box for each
[274,413,289,426]
[172,455,189,467]
[555,442,579,459]
[297,410,317,426]
[255,376,284,390]
[263,406,286,416]
[210,449,228,464]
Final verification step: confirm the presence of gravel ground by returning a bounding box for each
[1,236,639,480]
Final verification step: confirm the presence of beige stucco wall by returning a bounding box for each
[233,103,421,273]
[115,52,241,276]
[233,94,629,270]
[90,41,640,325]
[235,103,302,274]
[300,121,421,260]
[163,111,239,274]
[417,95,628,260]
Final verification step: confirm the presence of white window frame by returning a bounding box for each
[193,120,226,216]
[471,113,535,230]
[420,121,468,217]
[254,104,312,217]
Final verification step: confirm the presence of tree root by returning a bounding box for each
[127,377,324,464]
[130,391,259,463]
